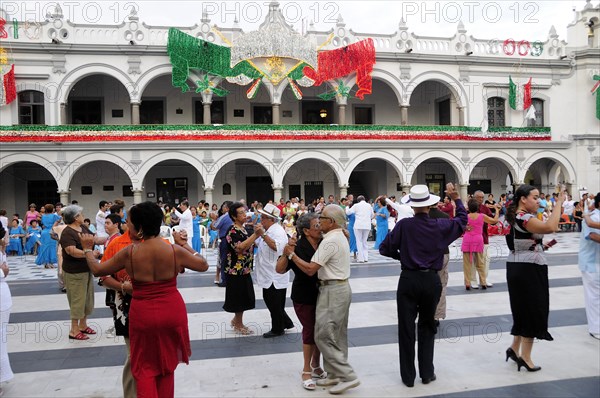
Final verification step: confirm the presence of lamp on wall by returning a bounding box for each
[319,109,328,119]
[405,48,413,53]
[465,51,473,56]
[129,40,135,45]
[559,55,568,60]
[51,38,62,44]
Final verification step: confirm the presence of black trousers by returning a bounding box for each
[218,238,228,285]
[396,270,442,384]
[263,284,293,333]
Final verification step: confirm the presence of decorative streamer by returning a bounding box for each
[12,19,18,39]
[0,65,17,106]
[195,75,229,97]
[592,75,600,120]
[303,38,375,99]
[287,78,303,100]
[246,79,262,99]
[0,18,6,39]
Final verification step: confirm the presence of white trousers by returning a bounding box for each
[354,228,370,262]
[582,271,600,335]
[471,244,489,285]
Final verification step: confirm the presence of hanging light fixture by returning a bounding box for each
[319,109,328,118]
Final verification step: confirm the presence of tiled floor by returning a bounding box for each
[2,231,598,397]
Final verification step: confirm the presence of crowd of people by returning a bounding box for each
[0,185,597,397]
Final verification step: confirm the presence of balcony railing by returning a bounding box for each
[0,125,552,143]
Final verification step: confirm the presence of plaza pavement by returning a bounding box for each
[1,231,598,397]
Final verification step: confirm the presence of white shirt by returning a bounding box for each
[563,200,575,216]
[95,209,107,237]
[385,198,414,230]
[174,208,193,238]
[254,223,289,289]
[346,200,374,229]
[0,216,7,230]
[0,252,12,311]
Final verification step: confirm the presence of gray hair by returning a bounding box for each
[324,204,346,226]
[296,212,319,237]
[62,204,83,224]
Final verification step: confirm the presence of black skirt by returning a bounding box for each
[223,273,256,313]
[506,261,553,341]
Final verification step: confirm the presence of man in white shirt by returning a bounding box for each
[174,201,193,247]
[563,195,575,221]
[346,195,374,263]
[285,205,360,394]
[255,203,294,338]
[95,200,109,237]
[388,196,414,230]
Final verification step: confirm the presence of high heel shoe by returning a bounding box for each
[505,347,518,363]
[517,357,541,372]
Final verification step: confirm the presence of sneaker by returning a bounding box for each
[106,326,115,338]
[471,284,479,289]
[329,379,360,394]
[590,333,600,340]
[486,282,494,288]
[316,377,340,387]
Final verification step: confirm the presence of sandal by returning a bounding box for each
[302,372,316,391]
[230,320,253,335]
[80,327,96,335]
[310,365,327,379]
[69,332,89,340]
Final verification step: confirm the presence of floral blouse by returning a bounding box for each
[225,224,254,275]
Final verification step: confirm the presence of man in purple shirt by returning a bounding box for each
[380,183,467,388]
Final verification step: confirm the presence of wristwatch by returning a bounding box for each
[288,252,294,260]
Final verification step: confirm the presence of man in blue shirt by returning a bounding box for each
[380,183,467,388]
[211,201,233,287]
[579,193,600,340]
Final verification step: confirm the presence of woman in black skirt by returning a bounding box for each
[223,202,264,335]
[504,185,566,371]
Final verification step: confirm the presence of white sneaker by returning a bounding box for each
[590,333,600,340]
[471,284,479,289]
[329,379,360,394]
[486,282,494,288]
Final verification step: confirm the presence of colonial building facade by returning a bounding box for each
[0,1,599,217]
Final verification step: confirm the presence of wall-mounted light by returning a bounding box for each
[465,51,473,56]
[587,20,595,37]
[129,40,135,45]
[319,109,328,119]
[405,48,413,53]
[51,38,62,44]
[559,55,568,60]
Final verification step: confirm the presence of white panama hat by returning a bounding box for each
[401,185,441,207]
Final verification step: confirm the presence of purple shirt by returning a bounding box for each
[379,199,468,271]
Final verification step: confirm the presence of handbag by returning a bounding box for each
[105,289,116,309]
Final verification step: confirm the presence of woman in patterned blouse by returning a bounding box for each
[223,202,265,335]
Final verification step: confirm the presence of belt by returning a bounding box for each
[402,268,437,273]
[319,279,348,286]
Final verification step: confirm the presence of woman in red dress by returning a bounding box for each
[81,202,209,398]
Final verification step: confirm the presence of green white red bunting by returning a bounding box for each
[0,64,16,106]
[509,76,532,111]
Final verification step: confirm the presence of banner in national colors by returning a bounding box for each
[509,76,532,111]
[0,65,16,106]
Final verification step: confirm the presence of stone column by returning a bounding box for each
[338,104,346,125]
[133,189,143,204]
[272,185,283,202]
[339,184,349,199]
[272,104,280,125]
[204,186,214,206]
[60,103,67,125]
[458,106,465,126]
[401,183,412,196]
[203,103,212,125]
[58,190,70,206]
[131,102,140,125]
[400,105,409,125]
[459,183,469,201]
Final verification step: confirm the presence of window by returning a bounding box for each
[18,91,45,124]
[223,183,231,195]
[140,100,165,124]
[487,97,505,127]
[301,101,333,124]
[71,100,102,124]
[194,100,225,124]
[253,106,273,124]
[527,98,544,127]
[354,106,373,125]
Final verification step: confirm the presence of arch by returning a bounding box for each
[63,153,138,191]
[136,152,207,190]
[522,151,576,185]
[408,151,466,184]
[467,151,519,184]
[345,151,405,184]
[370,68,405,105]
[0,154,60,179]
[277,151,343,185]
[135,64,180,101]
[206,152,275,187]
[57,64,136,104]
[406,71,468,109]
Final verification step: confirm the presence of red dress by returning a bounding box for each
[129,248,191,380]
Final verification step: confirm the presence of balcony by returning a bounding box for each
[0,124,552,143]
